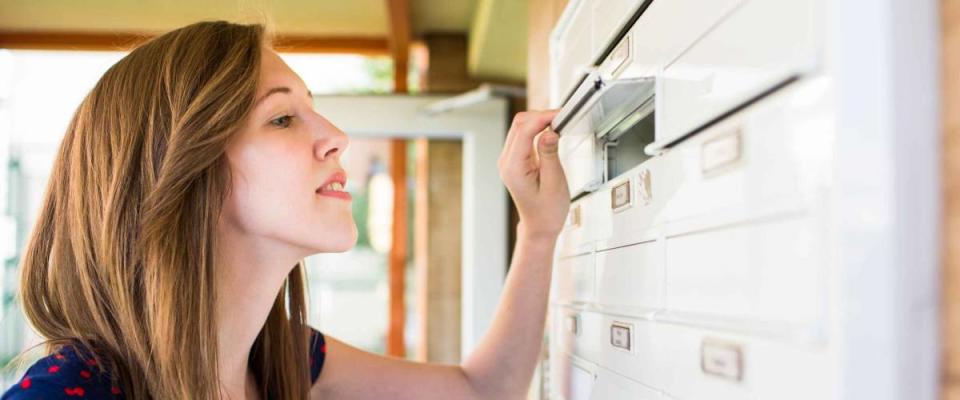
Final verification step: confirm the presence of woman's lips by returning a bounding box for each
[316,189,352,201]
[316,170,350,201]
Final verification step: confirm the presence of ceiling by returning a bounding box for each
[0,0,527,81]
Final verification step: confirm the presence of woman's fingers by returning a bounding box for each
[497,109,569,239]
[502,111,558,175]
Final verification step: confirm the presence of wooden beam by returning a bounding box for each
[387,139,408,357]
[414,138,430,361]
[385,0,411,93]
[384,0,411,359]
[944,0,960,397]
[0,31,149,51]
[272,36,389,55]
[422,140,463,363]
[423,33,478,93]
[0,30,391,55]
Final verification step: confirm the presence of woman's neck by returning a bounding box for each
[215,224,305,399]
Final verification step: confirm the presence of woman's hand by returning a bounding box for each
[497,110,571,241]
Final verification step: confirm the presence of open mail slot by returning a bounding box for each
[553,73,657,198]
[602,92,654,181]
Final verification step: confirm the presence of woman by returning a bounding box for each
[0,20,569,399]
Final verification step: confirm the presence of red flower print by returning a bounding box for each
[80,370,92,379]
[19,377,31,389]
[48,365,61,373]
[111,386,122,395]
[86,359,98,367]
[64,386,86,396]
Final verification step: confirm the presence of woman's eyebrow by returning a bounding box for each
[255,87,290,106]
[255,87,313,107]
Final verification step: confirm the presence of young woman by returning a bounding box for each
[0,20,569,399]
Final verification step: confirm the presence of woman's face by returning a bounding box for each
[221,48,357,256]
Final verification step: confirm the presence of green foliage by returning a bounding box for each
[352,190,371,249]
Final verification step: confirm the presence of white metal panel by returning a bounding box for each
[553,253,596,305]
[549,352,598,400]
[656,0,819,146]
[657,79,834,228]
[587,0,644,61]
[591,367,663,400]
[568,362,596,400]
[595,240,663,315]
[593,317,832,399]
[610,0,743,80]
[595,317,671,391]
[664,213,825,328]
[650,324,832,400]
[576,310,605,364]
[552,307,605,365]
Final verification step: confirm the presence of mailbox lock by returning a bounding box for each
[701,339,744,382]
[611,180,632,212]
[608,33,632,79]
[610,322,633,352]
[701,128,743,176]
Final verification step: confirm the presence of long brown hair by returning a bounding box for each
[16,21,312,399]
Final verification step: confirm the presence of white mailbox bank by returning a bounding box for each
[543,0,940,399]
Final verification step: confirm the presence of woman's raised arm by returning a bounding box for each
[311,110,568,399]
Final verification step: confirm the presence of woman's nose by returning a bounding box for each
[314,122,350,161]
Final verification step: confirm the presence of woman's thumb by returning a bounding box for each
[537,130,566,192]
[538,130,560,158]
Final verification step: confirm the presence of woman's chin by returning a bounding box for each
[333,232,359,253]
[317,225,358,253]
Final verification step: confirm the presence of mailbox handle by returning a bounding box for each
[551,69,603,134]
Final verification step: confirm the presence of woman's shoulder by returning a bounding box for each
[1,345,123,399]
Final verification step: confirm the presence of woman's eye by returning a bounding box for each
[270,115,293,128]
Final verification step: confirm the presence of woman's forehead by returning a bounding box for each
[258,49,307,96]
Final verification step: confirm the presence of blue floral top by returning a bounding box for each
[1,329,327,399]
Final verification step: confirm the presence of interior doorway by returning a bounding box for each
[311,94,509,361]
